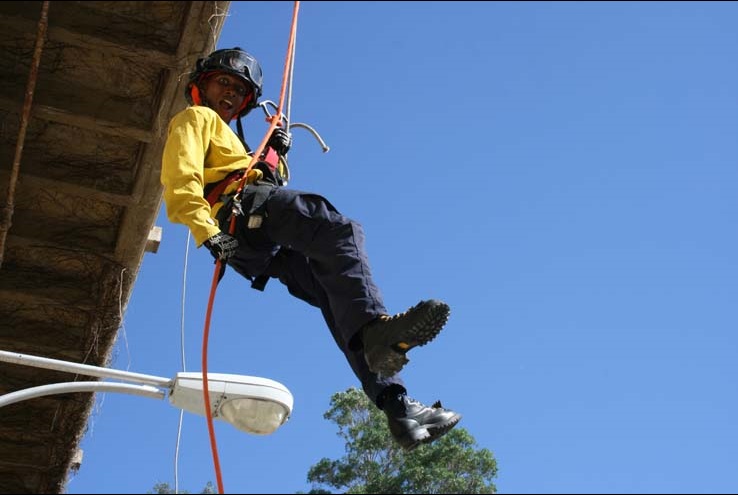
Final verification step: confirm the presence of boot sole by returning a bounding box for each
[399,412,462,452]
[364,301,450,376]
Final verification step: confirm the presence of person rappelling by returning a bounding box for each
[160,46,461,451]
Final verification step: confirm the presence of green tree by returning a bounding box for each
[305,388,497,494]
[148,481,216,494]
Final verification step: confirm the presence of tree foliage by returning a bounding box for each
[305,387,497,494]
[148,481,215,494]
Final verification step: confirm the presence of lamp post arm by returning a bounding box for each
[0,350,172,387]
[0,381,165,408]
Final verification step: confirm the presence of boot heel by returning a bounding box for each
[399,426,430,450]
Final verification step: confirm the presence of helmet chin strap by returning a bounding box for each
[230,92,253,121]
[189,84,203,106]
[236,116,247,145]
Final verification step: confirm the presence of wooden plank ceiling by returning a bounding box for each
[0,2,229,492]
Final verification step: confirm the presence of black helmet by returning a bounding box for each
[185,47,263,117]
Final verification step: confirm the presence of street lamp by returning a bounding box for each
[170,371,293,435]
[0,350,293,435]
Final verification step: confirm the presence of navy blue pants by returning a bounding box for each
[223,185,406,404]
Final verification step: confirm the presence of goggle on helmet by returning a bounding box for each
[185,47,263,118]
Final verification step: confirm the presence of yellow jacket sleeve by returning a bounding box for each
[161,108,222,246]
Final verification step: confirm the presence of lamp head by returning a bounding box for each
[169,372,293,435]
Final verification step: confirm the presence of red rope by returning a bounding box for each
[229,1,301,212]
[200,3,301,493]
[202,259,225,492]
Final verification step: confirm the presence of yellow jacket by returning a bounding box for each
[161,105,277,246]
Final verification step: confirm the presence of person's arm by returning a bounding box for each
[161,108,222,246]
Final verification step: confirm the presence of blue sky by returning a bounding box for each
[65,2,737,494]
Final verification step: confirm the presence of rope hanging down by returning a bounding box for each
[201,3,301,493]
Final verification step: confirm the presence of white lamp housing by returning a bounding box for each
[169,372,293,435]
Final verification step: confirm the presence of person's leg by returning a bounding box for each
[258,189,386,343]
[377,385,462,451]
[265,248,462,451]
[252,188,451,377]
[264,247,403,404]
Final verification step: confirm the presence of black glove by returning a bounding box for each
[267,127,292,156]
[203,232,238,261]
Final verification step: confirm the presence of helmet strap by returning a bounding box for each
[230,91,254,121]
[190,72,214,107]
[236,116,246,144]
[189,84,203,106]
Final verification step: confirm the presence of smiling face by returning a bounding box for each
[199,72,252,122]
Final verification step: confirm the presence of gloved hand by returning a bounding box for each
[267,127,292,156]
[203,232,238,261]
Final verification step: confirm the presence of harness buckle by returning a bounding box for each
[231,196,244,217]
[247,214,263,229]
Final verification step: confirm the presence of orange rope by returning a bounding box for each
[202,259,225,493]
[229,0,301,210]
[200,3,301,493]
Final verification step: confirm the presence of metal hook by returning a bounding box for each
[258,100,330,153]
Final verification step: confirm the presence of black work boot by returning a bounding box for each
[382,392,462,451]
[361,299,451,376]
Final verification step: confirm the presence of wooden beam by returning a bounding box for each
[0,12,176,68]
[0,169,133,207]
[0,96,154,143]
[3,233,114,258]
